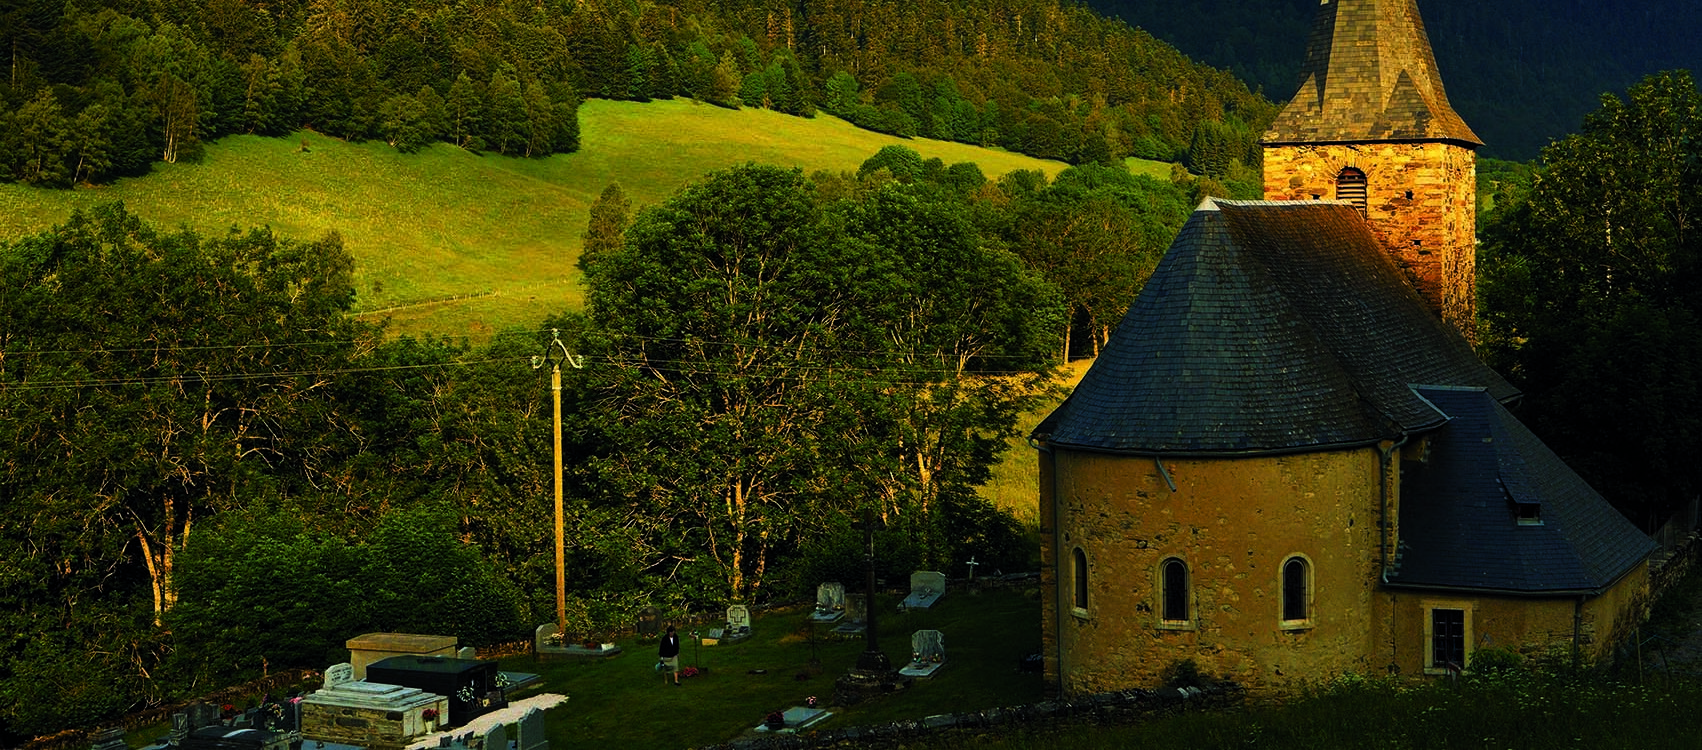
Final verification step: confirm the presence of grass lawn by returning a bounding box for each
[0,100,1087,341]
[508,585,1043,750]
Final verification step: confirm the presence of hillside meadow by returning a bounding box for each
[0,100,1087,340]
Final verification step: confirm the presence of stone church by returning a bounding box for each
[1032,0,1655,693]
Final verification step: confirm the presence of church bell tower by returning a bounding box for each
[1262,0,1481,339]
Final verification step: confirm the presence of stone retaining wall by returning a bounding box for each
[691,682,1243,750]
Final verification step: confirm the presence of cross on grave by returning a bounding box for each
[833,508,911,706]
[967,557,979,582]
[852,509,889,674]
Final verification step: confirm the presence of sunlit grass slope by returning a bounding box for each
[0,100,1088,339]
[978,359,1095,528]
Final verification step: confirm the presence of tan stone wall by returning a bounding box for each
[1263,142,1477,340]
[301,698,447,749]
[1038,449,1061,696]
[1386,561,1651,675]
[1044,447,1387,694]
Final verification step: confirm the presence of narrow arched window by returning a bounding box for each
[1161,558,1189,622]
[1072,548,1089,611]
[1336,167,1368,215]
[1283,557,1310,622]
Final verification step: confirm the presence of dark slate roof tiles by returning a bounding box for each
[1391,388,1655,592]
[1035,200,1514,455]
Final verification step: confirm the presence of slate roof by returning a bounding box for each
[1263,0,1482,146]
[1390,387,1656,593]
[1032,200,1516,455]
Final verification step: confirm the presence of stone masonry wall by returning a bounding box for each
[1386,562,1649,677]
[1048,447,1386,694]
[1263,142,1477,341]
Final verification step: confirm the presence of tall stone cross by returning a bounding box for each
[852,508,891,673]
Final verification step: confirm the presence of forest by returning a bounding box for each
[0,150,1195,739]
[0,0,1274,189]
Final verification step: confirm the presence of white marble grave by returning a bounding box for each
[810,582,846,622]
[901,570,946,609]
[898,629,945,678]
[752,706,832,733]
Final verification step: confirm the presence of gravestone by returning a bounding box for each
[516,708,548,750]
[723,605,752,643]
[484,721,508,750]
[534,623,559,651]
[169,713,191,744]
[187,703,221,730]
[833,593,867,635]
[752,706,832,733]
[324,663,355,689]
[901,570,946,609]
[636,607,661,638]
[898,629,946,678]
[457,646,478,660]
[810,582,846,623]
[89,728,126,750]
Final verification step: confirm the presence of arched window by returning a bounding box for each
[1072,548,1089,612]
[1161,558,1190,623]
[1282,556,1310,623]
[1336,167,1368,214]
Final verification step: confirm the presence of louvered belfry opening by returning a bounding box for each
[1336,167,1368,214]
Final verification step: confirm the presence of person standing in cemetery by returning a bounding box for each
[659,625,682,685]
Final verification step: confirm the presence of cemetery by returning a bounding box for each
[99,574,1044,750]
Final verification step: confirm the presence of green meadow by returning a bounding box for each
[0,100,1089,340]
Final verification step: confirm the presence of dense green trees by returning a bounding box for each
[572,164,1064,601]
[0,152,1186,738]
[0,0,1270,185]
[1479,71,1702,529]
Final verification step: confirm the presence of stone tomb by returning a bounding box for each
[721,605,752,644]
[752,706,832,734]
[367,656,506,728]
[833,593,867,636]
[810,582,846,623]
[347,633,458,680]
[898,630,945,679]
[301,669,447,747]
[900,571,946,609]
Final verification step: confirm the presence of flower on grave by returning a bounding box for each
[806,696,817,708]
[495,672,514,688]
[221,703,236,718]
[765,711,785,729]
[456,686,478,703]
[422,708,438,722]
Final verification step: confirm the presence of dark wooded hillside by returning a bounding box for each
[0,0,1275,187]
[1086,0,1702,160]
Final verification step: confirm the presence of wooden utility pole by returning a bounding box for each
[534,329,582,638]
[552,357,566,636]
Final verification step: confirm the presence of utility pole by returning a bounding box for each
[533,329,583,637]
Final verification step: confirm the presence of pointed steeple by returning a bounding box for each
[1264,0,1480,146]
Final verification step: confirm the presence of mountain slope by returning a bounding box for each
[0,99,1072,338]
[1087,0,1702,159]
